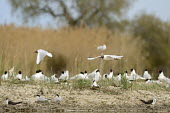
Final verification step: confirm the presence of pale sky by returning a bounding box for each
[0,0,170,28]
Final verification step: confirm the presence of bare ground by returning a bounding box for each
[0,82,170,113]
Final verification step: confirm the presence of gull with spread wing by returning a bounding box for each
[87,55,123,60]
[34,49,52,64]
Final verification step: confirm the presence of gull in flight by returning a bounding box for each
[36,95,50,102]
[143,69,152,80]
[87,55,123,60]
[34,49,52,64]
[158,70,170,84]
[97,44,106,50]
[1,71,8,80]
[140,98,157,105]
[6,98,22,105]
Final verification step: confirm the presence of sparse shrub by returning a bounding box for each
[120,75,132,89]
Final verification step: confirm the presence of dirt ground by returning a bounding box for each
[0,82,170,113]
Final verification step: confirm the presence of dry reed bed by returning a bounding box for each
[0,25,145,77]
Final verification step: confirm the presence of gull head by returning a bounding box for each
[130,69,134,72]
[96,69,100,72]
[61,71,64,74]
[34,50,38,53]
[4,71,7,74]
[93,80,96,83]
[110,69,113,72]
[36,95,40,98]
[36,95,40,97]
[100,56,104,59]
[36,69,42,73]
[84,70,87,73]
[18,71,22,74]
[159,70,163,73]
[36,70,39,73]
[55,94,59,97]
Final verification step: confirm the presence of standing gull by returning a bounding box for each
[103,69,113,80]
[6,98,22,105]
[1,71,8,80]
[15,71,22,80]
[70,72,85,80]
[51,74,59,83]
[140,98,157,105]
[36,95,50,102]
[143,69,152,80]
[55,94,62,103]
[59,70,69,81]
[158,70,170,83]
[127,69,145,81]
[93,70,101,82]
[86,69,98,80]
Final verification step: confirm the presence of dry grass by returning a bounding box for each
[0,81,170,112]
[0,25,145,77]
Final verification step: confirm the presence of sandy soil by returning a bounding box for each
[0,82,170,112]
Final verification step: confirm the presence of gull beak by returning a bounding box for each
[34,51,38,53]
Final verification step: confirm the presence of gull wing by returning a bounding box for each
[97,45,106,50]
[87,56,101,60]
[36,49,52,64]
[105,55,123,60]
[38,97,49,102]
[36,52,47,64]
[109,55,123,59]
